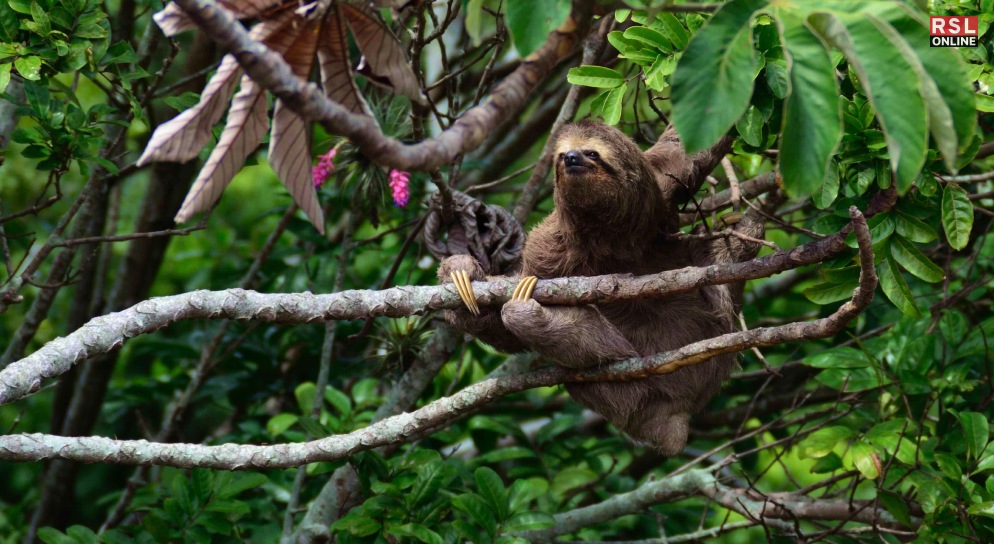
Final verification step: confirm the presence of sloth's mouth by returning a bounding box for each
[565,164,590,175]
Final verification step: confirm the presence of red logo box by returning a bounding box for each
[930,16,979,47]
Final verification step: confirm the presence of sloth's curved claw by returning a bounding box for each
[450,271,480,316]
[511,276,538,302]
[719,211,743,227]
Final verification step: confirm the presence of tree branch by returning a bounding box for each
[0,225,855,406]
[166,0,593,171]
[0,208,875,469]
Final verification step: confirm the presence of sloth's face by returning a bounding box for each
[554,136,617,182]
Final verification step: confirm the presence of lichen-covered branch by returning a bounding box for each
[167,0,593,171]
[0,226,853,406]
[0,209,875,469]
[518,466,909,543]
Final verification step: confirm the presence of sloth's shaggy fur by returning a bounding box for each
[439,122,764,455]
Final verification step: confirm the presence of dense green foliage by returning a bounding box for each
[1,0,994,542]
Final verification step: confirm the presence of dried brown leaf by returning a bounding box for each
[174,76,269,223]
[340,4,425,104]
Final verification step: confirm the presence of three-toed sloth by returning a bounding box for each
[439,121,764,456]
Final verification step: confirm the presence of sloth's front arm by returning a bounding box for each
[439,255,638,366]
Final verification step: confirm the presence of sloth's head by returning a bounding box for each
[552,121,664,234]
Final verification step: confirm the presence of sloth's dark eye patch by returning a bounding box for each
[584,150,600,160]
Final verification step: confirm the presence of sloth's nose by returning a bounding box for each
[564,151,583,166]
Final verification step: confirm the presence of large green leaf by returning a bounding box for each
[869,9,975,175]
[894,212,938,243]
[776,12,841,198]
[671,0,763,153]
[505,0,570,58]
[885,5,976,161]
[941,184,974,251]
[889,235,944,283]
[808,12,928,193]
[803,280,858,304]
[956,410,991,462]
[566,66,625,88]
[878,256,921,317]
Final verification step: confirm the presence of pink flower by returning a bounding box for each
[389,169,410,207]
[312,148,338,187]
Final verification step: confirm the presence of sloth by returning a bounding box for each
[438,121,764,456]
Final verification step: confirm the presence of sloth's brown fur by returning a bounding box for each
[439,121,764,455]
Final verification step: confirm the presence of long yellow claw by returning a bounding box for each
[512,276,538,301]
[450,271,480,316]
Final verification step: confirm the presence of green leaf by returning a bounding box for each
[508,478,548,513]
[476,447,536,464]
[843,212,894,248]
[887,6,976,163]
[205,499,251,515]
[671,0,762,153]
[505,0,570,57]
[550,467,597,495]
[623,26,672,53]
[566,65,624,88]
[653,12,690,50]
[878,256,921,317]
[889,235,944,283]
[296,415,327,438]
[812,159,839,209]
[266,413,298,437]
[503,512,555,532]
[0,63,10,94]
[607,31,657,64]
[14,55,41,80]
[935,452,964,481]
[957,411,990,461]
[878,490,913,528]
[865,419,911,453]
[777,13,841,198]
[0,0,19,42]
[850,442,881,479]
[804,346,869,369]
[29,1,50,36]
[36,528,73,544]
[452,494,497,537]
[324,386,352,416]
[74,22,106,39]
[955,318,994,361]
[803,280,858,304]
[808,12,927,193]
[475,467,509,521]
[811,452,844,473]
[330,512,381,537]
[7,0,29,14]
[464,0,483,46]
[978,93,994,113]
[409,460,457,509]
[765,57,788,99]
[295,382,316,414]
[163,91,201,112]
[216,472,267,499]
[799,426,854,459]
[894,212,937,243]
[735,105,763,147]
[387,524,444,544]
[644,54,668,91]
[599,83,626,125]
[941,184,973,250]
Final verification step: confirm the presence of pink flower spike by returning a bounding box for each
[388,169,410,207]
[312,148,338,188]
